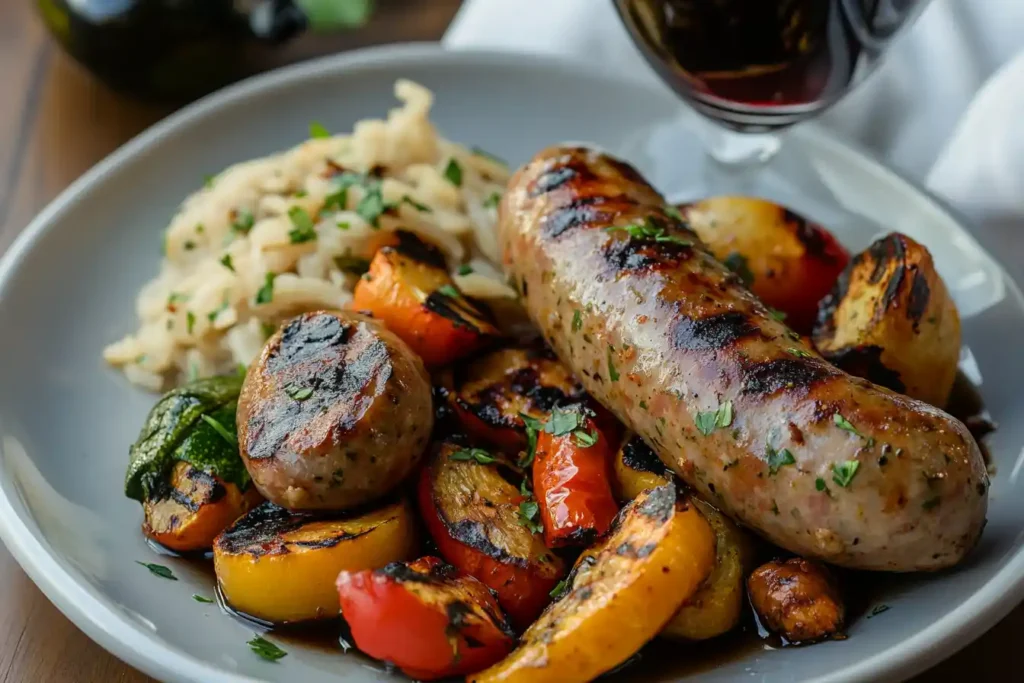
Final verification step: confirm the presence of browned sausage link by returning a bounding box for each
[499,145,987,571]
[747,558,844,644]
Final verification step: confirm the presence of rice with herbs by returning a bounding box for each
[104,80,518,390]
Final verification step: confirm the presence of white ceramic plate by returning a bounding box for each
[0,44,1022,683]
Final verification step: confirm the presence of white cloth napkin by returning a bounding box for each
[444,0,1024,255]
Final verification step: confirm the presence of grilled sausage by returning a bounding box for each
[747,557,845,644]
[237,310,433,511]
[499,146,987,571]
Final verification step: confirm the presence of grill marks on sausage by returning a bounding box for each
[542,196,611,239]
[741,357,838,397]
[822,345,906,393]
[246,313,392,461]
[672,311,761,352]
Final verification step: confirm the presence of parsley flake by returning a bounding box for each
[402,195,431,212]
[768,308,787,321]
[545,407,583,436]
[833,413,875,446]
[219,254,235,272]
[232,210,255,235]
[664,205,684,222]
[287,206,317,243]
[695,400,733,436]
[201,414,237,446]
[517,500,543,534]
[867,604,891,618]
[483,192,501,209]
[832,460,861,488]
[285,384,314,401]
[815,477,828,492]
[787,347,813,358]
[607,347,620,381]
[255,272,276,304]
[604,218,692,247]
[549,579,568,600]
[136,561,176,580]
[308,121,331,139]
[192,594,214,604]
[449,448,497,465]
[247,635,287,662]
[443,158,463,186]
[334,253,371,275]
[186,311,196,334]
[766,444,796,474]
[573,429,599,448]
[355,186,395,228]
[437,284,460,298]
[457,264,474,276]
[519,413,544,467]
[572,309,583,332]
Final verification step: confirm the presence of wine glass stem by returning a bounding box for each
[700,122,783,168]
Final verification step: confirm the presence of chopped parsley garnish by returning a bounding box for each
[136,561,176,580]
[483,192,501,209]
[355,186,394,228]
[219,254,235,272]
[922,496,941,510]
[574,429,599,448]
[183,240,196,251]
[195,223,205,234]
[457,264,474,276]
[831,460,861,488]
[192,594,214,604]
[334,253,371,275]
[815,477,828,492]
[437,284,460,298]
[519,413,544,467]
[186,311,196,334]
[336,221,350,230]
[247,635,287,662]
[549,579,568,600]
[261,321,278,339]
[867,604,891,618]
[402,195,431,212]
[787,347,813,358]
[571,309,583,332]
[768,308,787,321]
[545,407,582,436]
[203,174,215,189]
[607,347,620,381]
[766,443,796,475]
[664,204,684,222]
[254,272,276,304]
[639,400,648,410]
[517,500,543,534]
[471,147,508,167]
[723,252,754,286]
[833,413,874,446]
[443,158,463,186]
[695,400,733,436]
[287,206,317,243]
[201,414,237,446]
[232,210,255,235]
[285,384,314,401]
[449,448,497,465]
[308,121,331,139]
[604,218,692,247]
[293,190,308,198]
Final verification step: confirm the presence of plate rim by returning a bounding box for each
[0,41,1022,683]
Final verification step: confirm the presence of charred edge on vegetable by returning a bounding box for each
[672,311,760,351]
[445,519,531,569]
[823,345,905,393]
[376,559,460,584]
[784,208,843,264]
[602,236,692,273]
[741,358,837,397]
[563,526,600,547]
[424,291,493,333]
[906,268,932,331]
[247,313,392,460]
[180,466,227,506]
[214,502,371,557]
[634,483,677,524]
[386,230,447,270]
[462,365,583,430]
[621,436,670,476]
[541,196,610,239]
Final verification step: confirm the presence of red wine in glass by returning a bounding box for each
[614,0,925,131]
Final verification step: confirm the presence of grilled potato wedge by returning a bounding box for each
[747,557,845,644]
[213,499,417,623]
[813,233,961,408]
[142,461,261,552]
[469,484,715,683]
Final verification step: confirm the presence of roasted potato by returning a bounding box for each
[438,344,585,455]
[662,498,755,641]
[352,231,499,366]
[678,197,850,333]
[237,310,433,511]
[813,232,961,408]
[612,433,672,502]
[143,461,261,552]
[213,499,417,623]
[470,484,715,683]
[337,556,515,680]
[418,441,566,628]
[747,557,845,644]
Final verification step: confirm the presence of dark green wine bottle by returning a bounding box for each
[36,0,375,103]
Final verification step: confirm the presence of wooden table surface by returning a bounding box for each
[0,2,1020,681]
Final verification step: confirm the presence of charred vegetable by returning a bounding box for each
[470,484,715,683]
[143,461,261,552]
[352,231,499,366]
[612,433,673,501]
[237,310,433,511]
[213,500,417,623]
[813,232,961,408]
[533,405,619,547]
[337,556,515,680]
[438,344,585,455]
[418,441,566,628]
[678,197,849,333]
[747,557,845,644]
[126,374,248,501]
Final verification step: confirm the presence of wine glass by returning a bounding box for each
[613,0,931,200]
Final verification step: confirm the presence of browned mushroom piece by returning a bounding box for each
[747,557,845,644]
